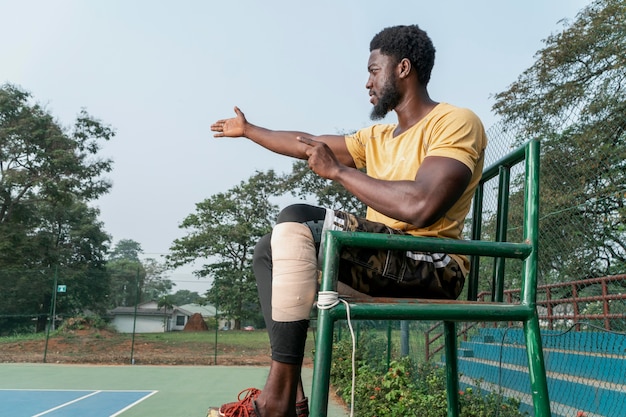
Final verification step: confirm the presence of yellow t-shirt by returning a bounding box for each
[344,103,488,271]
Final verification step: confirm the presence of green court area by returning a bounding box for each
[0,363,349,417]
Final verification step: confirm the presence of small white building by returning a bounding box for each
[109,301,193,333]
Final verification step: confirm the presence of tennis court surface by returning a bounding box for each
[0,363,349,417]
[2,389,157,417]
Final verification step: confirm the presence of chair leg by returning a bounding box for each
[444,321,460,417]
[310,308,336,417]
[524,315,552,417]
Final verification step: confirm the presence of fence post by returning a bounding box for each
[43,266,58,363]
[572,284,580,332]
[602,279,610,331]
[130,268,140,365]
[400,321,409,357]
[386,322,392,369]
[214,286,219,365]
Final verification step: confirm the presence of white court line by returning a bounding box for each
[109,390,159,417]
[0,389,91,391]
[31,390,102,416]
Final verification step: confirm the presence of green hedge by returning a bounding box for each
[329,333,528,417]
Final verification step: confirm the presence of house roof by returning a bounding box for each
[179,303,217,317]
[109,301,192,317]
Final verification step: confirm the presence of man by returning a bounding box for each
[208,24,487,417]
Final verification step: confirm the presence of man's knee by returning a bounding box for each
[276,203,325,224]
[271,222,318,322]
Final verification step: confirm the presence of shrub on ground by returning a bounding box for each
[330,335,528,417]
[58,314,110,332]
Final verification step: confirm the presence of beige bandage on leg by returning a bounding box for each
[271,222,318,322]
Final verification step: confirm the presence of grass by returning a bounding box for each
[0,332,47,341]
[139,329,270,345]
[0,328,269,346]
[0,327,311,365]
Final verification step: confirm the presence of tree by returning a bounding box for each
[105,239,173,308]
[157,295,175,330]
[109,239,142,261]
[167,171,281,329]
[106,240,145,308]
[0,84,114,333]
[0,206,110,336]
[38,199,111,317]
[491,0,626,284]
[0,84,114,225]
[169,289,204,306]
[142,257,174,301]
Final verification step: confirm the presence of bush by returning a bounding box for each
[330,335,529,417]
[58,314,110,332]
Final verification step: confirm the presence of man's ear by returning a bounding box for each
[398,58,412,79]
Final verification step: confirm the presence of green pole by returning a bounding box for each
[43,266,58,363]
[386,321,392,369]
[213,286,218,365]
[444,322,460,417]
[130,268,140,365]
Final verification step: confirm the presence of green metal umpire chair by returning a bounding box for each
[310,139,551,417]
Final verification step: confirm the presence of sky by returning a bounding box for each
[1,0,591,295]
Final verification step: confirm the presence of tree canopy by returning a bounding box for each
[106,239,174,308]
[0,84,115,333]
[492,0,626,283]
[168,289,204,306]
[167,170,282,328]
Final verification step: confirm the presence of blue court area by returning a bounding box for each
[1,389,157,417]
[0,364,349,417]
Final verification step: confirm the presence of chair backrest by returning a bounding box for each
[466,139,541,305]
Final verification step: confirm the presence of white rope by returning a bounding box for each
[317,291,356,417]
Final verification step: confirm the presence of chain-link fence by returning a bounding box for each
[0,300,277,367]
[0,267,272,366]
[327,109,626,416]
[461,108,625,417]
[1,102,624,415]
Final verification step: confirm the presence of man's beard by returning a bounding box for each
[370,74,401,120]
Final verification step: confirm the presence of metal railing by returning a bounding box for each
[425,274,626,360]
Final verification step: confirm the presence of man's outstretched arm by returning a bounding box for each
[210,106,356,168]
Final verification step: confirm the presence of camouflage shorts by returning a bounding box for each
[323,210,464,300]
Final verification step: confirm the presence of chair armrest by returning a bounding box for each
[320,231,532,293]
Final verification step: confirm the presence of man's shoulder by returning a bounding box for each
[429,103,486,138]
[433,102,481,121]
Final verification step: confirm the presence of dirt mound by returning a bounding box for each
[184,313,209,331]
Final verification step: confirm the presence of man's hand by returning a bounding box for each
[210,106,247,138]
[298,136,344,180]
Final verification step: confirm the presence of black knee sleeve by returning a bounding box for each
[270,319,309,364]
